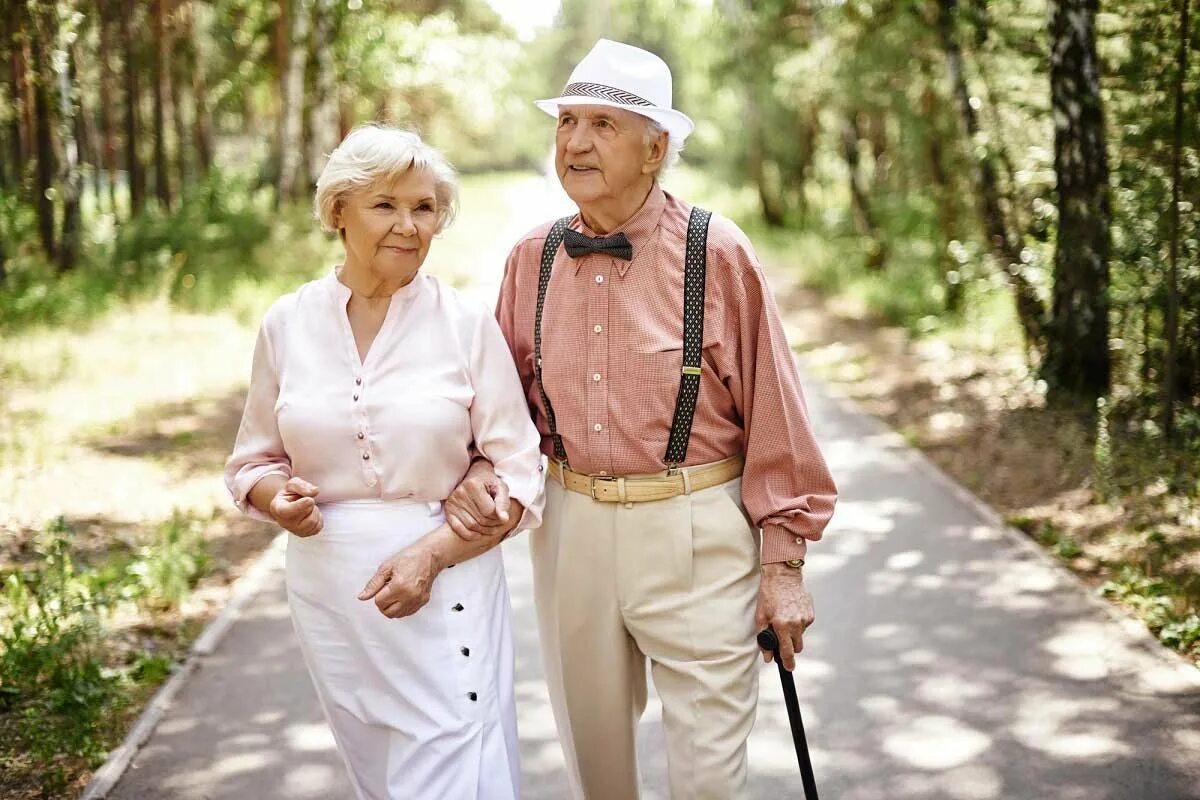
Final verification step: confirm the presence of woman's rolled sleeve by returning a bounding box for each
[468,309,546,533]
[224,318,292,522]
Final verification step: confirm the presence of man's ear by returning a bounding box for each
[643,129,669,175]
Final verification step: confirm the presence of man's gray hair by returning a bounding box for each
[643,119,683,175]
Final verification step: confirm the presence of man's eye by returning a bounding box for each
[596,120,610,129]
[558,117,574,127]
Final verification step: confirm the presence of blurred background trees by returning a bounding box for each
[0,0,1196,436]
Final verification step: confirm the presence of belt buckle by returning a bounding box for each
[588,475,616,501]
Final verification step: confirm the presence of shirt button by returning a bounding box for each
[452,603,464,612]
[599,471,608,476]
[795,537,803,545]
[467,691,478,701]
[593,324,603,333]
[592,373,601,382]
[460,646,470,657]
[593,423,602,432]
[595,275,604,284]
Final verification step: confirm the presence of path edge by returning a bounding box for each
[80,531,287,800]
[797,359,1200,685]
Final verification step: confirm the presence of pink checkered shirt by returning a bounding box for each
[495,183,836,563]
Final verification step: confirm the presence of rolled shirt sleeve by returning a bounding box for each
[468,306,547,533]
[224,303,293,522]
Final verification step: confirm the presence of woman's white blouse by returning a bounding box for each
[225,268,546,530]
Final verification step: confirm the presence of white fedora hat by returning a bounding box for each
[534,39,694,145]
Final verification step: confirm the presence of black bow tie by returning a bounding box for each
[563,228,633,261]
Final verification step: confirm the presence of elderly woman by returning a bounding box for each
[224,124,544,800]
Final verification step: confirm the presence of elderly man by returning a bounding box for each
[447,39,837,799]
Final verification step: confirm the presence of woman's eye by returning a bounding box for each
[375,202,393,210]
[416,203,434,212]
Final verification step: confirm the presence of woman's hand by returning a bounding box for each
[270,477,323,537]
[357,542,445,619]
[445,459,512,541]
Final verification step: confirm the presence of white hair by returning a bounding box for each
[314,124,459,234]
[643,118,683,175]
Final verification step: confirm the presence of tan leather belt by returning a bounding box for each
[547,455,744,504]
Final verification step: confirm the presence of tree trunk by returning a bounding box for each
[58,42,82,272]
[842,112,886,268]
[98,0,119,213]
[15,19,35,184]
[746,90,785,227]
[308,0,339,185]
[1043,0,1111,403]
[29,4,56,259]
[169,1,189,193]
[277,0,311,204]
[936,0,1046,352]
[1163,0,1191,438]
[190,0,213,174]
[151,0,171,208]
[122,0,145,215]
[921,80,964,312]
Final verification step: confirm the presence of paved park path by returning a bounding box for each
[106,175,1200,800]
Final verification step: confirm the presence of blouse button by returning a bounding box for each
[451,603,464,612]
[593,324,603,333]
[355,377,362,385]
[467,692,478,702]
[353,394,359,401]
[595,275,604,284]
[592,373,601,382]
[794,537,803,545]
[460,646,470,657]
[357,432,365,440]
[593,423,602,432]
[362,452,370,461]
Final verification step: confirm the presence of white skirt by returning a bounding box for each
[285,499,520,800]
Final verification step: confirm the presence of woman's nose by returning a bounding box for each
[393,214,417,235]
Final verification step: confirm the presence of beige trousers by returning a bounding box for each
[530,476,762,800]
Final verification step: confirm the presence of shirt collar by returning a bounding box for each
[573,182,666,277]
[325,265,425,305]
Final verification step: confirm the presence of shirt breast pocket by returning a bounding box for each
[624,347,683,388]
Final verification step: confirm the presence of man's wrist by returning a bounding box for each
[761,559,805,578]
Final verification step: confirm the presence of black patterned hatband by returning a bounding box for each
[560,82,654,107]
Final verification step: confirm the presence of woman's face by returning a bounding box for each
[337,169,439,286]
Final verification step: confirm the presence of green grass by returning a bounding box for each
[0,513,211,794]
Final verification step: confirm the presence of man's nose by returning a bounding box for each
[565,125,593,152]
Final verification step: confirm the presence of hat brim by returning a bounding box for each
[534,96,694,145]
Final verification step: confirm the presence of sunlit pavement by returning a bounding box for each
[111,175,1200,800]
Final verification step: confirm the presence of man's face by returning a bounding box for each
[555,104,660,209]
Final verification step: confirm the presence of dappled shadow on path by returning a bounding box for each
[85,389,247,480]
[743,377,1200,800]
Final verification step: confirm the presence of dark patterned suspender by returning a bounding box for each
[664,207,712,467]
[535,216,574,465]
[534,207,712,472]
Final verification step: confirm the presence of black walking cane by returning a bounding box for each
[757,627,819,800]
